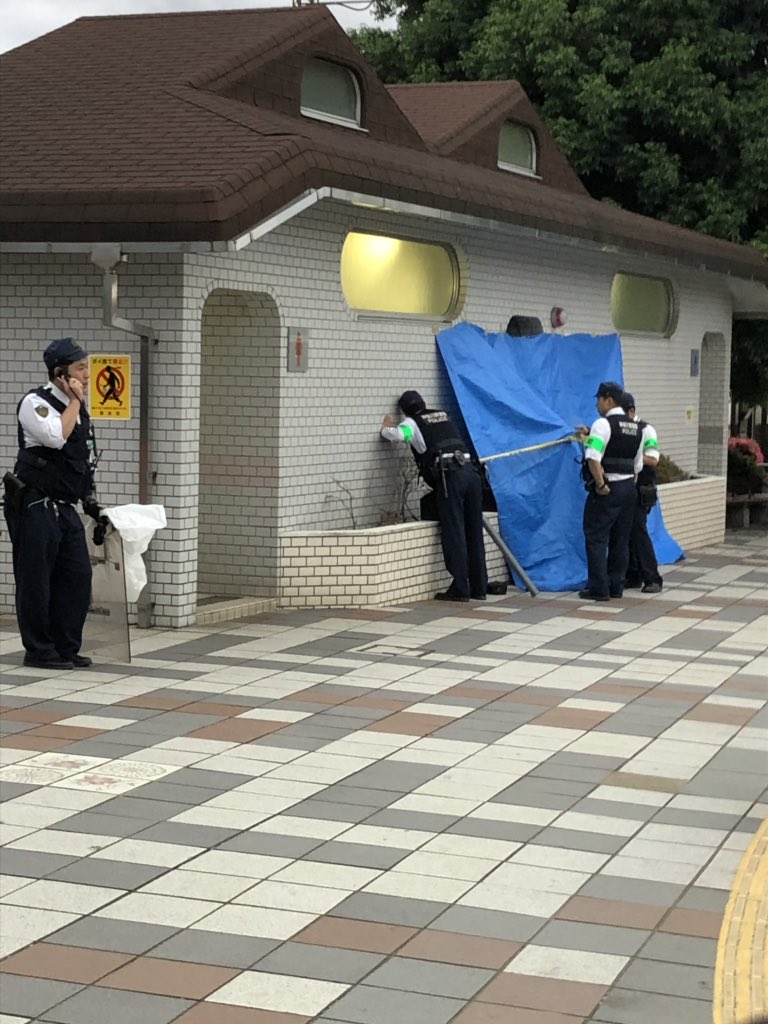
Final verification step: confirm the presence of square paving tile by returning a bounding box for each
[174,1006,311,1024]
[254,942,383,983]
[96,956,240,999]
[330,892,448,928]
[313,984,464,1024]
[362,956,493,999]
[453,1005,585,1024]
[292,916,417,953]
[37,986,193,1024]
[207,970,349,1016]
[477,975,607,1016]
[398,929,522,969]
[0,975,83,1018]
[44,918,179,954]
[0,943,131,983]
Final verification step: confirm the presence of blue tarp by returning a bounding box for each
[436,322,684,592]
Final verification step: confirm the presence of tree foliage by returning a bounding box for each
[731,319,768,406]
[353,0,768,401]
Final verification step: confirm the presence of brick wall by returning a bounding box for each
[1,201,735,624]
[658,476,727,552]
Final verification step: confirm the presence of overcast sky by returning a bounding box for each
[1,0,392,54]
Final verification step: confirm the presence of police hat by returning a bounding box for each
[399,390,426,416]
[622,392,636,410]
[595,381,624,402]
[43,337,89,372]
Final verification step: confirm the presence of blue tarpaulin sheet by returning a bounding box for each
[436,322,684,592]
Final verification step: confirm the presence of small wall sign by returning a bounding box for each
[690,349,700,377]
[287,327,308,373]
[89,355,131,419]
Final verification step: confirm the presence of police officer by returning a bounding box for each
[577,381,643,601]
[381,390,488,601]
[623,393,663,594]
[4,339,98,669]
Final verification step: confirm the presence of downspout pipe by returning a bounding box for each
[91,244,157,629]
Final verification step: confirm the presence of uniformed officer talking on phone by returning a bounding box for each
[3,338,101,669]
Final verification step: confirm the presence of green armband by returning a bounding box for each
[643,437,659,451]
[584,435,606,453]
[400,423,414,443]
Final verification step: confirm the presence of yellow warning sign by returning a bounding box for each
[89,355,131,419]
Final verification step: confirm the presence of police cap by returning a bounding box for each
[399,390,426,416]
[595,381,624,402]
[43,337,89,372]
[622,392,636,410]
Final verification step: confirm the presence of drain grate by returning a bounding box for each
[352,642,436,658]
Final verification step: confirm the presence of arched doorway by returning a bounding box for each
[198,289,280,604]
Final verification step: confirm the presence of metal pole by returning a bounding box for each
[480,435,580,464]
[482,516,539,597]
[136,333,153,628]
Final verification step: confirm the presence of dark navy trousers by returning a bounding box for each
[627,503,663,587]
[583,478,637,598]
[4,492,91,660]
[435,465,488,599]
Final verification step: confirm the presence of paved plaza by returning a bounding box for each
[1,532,766,1024]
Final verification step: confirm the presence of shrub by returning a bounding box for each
[728,436,765,463]
[727,445,767,495]
[656,455,691,484]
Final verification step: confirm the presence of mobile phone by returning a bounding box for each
[54,367,71,381]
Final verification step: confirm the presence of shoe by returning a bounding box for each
[470,593,487,601]
[70,654,93,668]
[610,590,623,599]
[624,580,642,590]
[434,590,469,602]
[23,654,74,670]
[641,583,662,594]
[578,590,610,602]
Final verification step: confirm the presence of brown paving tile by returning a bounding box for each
[533,708,610,729]
[399,930,522,969]
[293,916,417,953]
[0,707,67,724]
[499,690,562,706]
[685,704,756,725]
[344,696,411,710]
[652,687,710,702]
[667,609,713,618]
[174,1006,310,1024]
[97,956,239,999]
[0,942,132,983]
[604,771,682,793]
[365,712,455,736]
[117,694,194,710]
[567,610,617,620]
[188,719,284,742]
[477,975,607,1016]
[28,725,105,739]
[556,896,667,930]
[453,1003,585,1024]
[284,690,343,705]
[0,734,72,751]
[659,907,724,938]
[445,686,506,701]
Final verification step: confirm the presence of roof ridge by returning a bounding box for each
[387,80,519,90]
[74,5,322,23]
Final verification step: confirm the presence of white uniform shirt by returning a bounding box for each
[380,416,427,453]
[584,407,643,481]
[640,421,660,464]
[18,383,75,450]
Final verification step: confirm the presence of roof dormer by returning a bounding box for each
[301,57,362,130]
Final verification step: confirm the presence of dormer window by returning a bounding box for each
[498,122,537,176]
[301,58,361,128]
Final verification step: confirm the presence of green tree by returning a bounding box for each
[355,0,768,244]
[731,319,768,408]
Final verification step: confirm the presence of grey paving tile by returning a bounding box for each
[45,917,179,953]
[429,906,545,941]
[251,733,329,751]
[331,893,448,928]
[618,959,712,1000]
[0,719,36,734]
[684,769,766,799]
[57,741,146,757]
[531,828,632,854]
[676,886,730,912]
[150,930,279,968]
[219,831,323,858]
[0,849,78,877]
[306,841,410,870]
[0,975,83,1017]
[530,763,608,784]
[290,800,375,823]
[490,788,579,810]
[161,767,254,790]
[40,988,194,1024]
[639,932,718,967]
[574,798,658,821]
[0,781,38,800]
[54,812,158,837]
[49,859,167,890]
[365,809,457,833]
[130,780,232,805]
[447,818,541,843]
[135,822,239,847]
[364,956,493,998]
[94,796,192,821]
[321,785,399,809]
[650,807,742,830]
[578,876,685,905]
[257,941,384,983]
[317,984,464,1024]
[535,919,650,955]
[344,763,445,792]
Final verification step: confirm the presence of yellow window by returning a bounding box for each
[611,273,674,335]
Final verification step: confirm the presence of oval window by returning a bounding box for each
[341,232,458,317]
[498,122,537,174]
[611,273,674,335]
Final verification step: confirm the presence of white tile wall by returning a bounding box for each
[0,202,735,623]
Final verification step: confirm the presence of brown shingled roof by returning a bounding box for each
[0,7,766,286]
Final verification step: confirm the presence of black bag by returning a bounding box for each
[638,483,658,510]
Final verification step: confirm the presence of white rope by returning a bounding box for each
[480,434,581,464]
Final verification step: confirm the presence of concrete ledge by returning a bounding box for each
[658,475,726,551]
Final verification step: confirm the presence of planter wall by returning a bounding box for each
[657,475,726,552]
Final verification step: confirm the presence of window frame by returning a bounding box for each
[340,229,461,322]
[300,57,363,131]
[497,122,540,178]
[610,271,678,338]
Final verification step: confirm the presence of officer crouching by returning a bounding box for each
[576,381,643,601]
[381,390,488,602]
[3,338,101,669]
